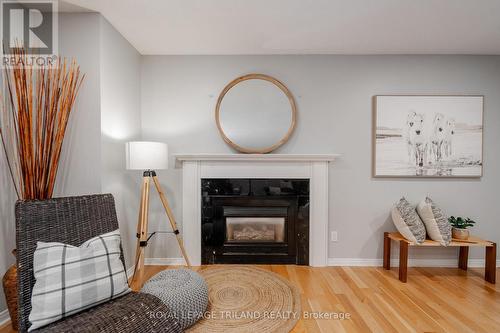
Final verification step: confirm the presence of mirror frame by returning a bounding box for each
[215,73,297,154]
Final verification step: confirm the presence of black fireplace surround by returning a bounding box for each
[201,179,309,265]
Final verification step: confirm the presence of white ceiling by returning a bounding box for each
[64,0,500,55]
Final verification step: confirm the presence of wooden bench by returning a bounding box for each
[383,232,496,283]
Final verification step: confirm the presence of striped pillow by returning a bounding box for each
[417,197,452,246]
[391,197,426,244]
[29,230,131,331]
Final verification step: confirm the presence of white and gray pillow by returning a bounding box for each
[416,197,451,246]
[391,197,426,244]
[29,230,131,331]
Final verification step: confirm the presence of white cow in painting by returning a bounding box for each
[404,111,427,168]
[430,113,447,162]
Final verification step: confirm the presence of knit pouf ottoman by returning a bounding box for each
[141,269,208,330]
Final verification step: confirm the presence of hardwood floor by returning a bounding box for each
[2,265,499,333]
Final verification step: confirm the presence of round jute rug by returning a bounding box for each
[186,266,301,333]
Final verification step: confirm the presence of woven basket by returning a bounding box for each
[2,254,18,330]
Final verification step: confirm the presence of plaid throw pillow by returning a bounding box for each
[29,230,131,331]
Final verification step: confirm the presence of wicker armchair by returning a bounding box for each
[16,194,182,333]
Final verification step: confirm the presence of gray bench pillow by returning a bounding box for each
[391,197,426,244]
[417,197,451,246]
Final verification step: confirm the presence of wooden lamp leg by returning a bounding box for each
[152,175,191,267]
[131,175,151,289]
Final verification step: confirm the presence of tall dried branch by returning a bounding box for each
[0,48,84,200]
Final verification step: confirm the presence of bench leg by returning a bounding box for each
[383,232,391,270]
[399,241,409,283]
[458,247,469,271]
[485,243,496,284]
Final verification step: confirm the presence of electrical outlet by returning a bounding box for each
[331,231,338,242]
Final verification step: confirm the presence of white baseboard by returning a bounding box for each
[145,258,187,266]
[125,258,187,278]
[327,258,500,268]
[0,309,10,328]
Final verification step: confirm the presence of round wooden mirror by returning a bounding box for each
[215,74,297,153]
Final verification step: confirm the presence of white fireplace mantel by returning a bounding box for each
[174,153,340,267]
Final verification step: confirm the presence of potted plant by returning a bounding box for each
[0,48,84,330]
[448,216,476,240]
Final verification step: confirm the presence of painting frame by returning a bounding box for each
[372,95,484,178]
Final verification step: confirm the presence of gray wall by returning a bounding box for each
[141,55,500,261]
[54,13,102,196]
[100,17,142,269]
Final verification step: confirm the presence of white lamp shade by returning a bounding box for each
[126,141,168,170]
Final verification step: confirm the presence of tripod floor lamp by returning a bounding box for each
[126,141,191,287]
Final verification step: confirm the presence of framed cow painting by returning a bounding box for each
[373,95,483,177]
